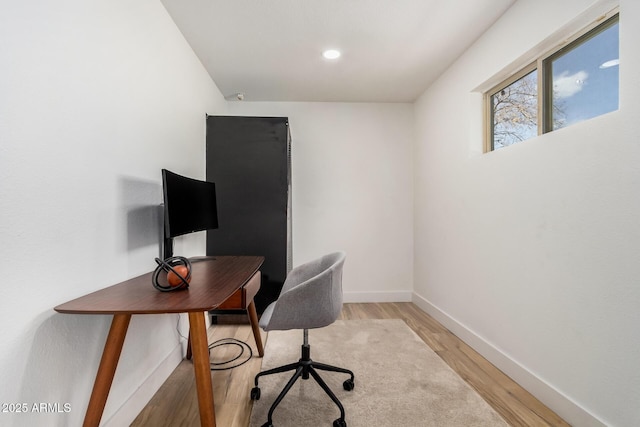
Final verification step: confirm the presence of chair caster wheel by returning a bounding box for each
[343,378,355,391]
[333,418,347,427]
[251,387,261,400]
[260,423,273,427]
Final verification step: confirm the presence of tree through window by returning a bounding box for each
[491,69,538,150]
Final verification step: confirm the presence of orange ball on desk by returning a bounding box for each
[167,265,190,287]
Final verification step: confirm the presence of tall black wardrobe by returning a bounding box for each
[205,115,292,314]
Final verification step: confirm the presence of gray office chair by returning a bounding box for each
[250,251,354,427]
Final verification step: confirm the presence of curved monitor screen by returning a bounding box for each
[162,169,219,239]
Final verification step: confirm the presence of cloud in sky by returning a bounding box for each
[553,70,589,98]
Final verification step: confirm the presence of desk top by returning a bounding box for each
[54,256,264,315]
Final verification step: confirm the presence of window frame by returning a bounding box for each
[483,8,619,153]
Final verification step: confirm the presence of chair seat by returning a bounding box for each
[259,302,275,330]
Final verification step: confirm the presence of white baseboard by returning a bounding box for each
[103,343,184,427]
[412,292,607,427]
[343,290,413,303]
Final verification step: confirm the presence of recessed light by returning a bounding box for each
[323,49,341,60]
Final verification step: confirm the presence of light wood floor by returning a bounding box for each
[132,302,569,427]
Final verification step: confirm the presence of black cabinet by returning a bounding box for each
[206,116,292,314]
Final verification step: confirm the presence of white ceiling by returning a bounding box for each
[161,0,516,103]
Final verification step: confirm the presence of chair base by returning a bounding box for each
[251,341,354,427]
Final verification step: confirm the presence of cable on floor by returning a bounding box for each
[176,314,253,371]
[208,337,254,371]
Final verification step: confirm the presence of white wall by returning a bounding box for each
[413,0,640,426]
[0,1,226,425]
[227,102,414,302]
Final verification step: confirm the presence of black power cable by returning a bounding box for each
[208,338,254,371]
[176,312,253,371]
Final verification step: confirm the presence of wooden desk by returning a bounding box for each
[54,255,264,427]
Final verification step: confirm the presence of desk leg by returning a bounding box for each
[247,301,264,357]
[188,311,216,427]
[83,314,131,427]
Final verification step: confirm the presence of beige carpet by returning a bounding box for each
[249,319,508,427]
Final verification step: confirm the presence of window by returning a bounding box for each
[485,12,619,152]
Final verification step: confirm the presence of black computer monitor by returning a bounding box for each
[162,169,218,259]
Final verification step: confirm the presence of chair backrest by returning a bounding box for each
[260,251,346,331]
